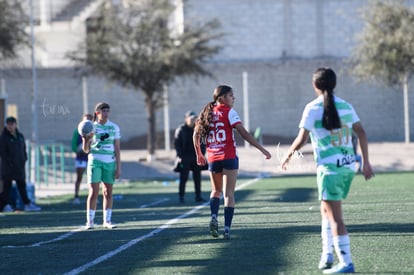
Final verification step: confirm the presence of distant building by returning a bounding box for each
[2,0,413,145]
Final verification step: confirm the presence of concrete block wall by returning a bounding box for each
[2,0,413,148]
[2,60,413,149]
[185,0,367,60]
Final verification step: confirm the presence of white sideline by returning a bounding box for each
[3,228,83,248]
[64,178,260,275]
[1,197,170,249]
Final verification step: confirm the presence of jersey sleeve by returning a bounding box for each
[114,123,121,139]
[349,104,360,125]
[228,108,242,127]
[298,104,315,131]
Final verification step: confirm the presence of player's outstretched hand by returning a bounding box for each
[362,162,374,180]
[281,157,289,170]
[262,148,272,159]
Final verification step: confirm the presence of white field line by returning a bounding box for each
[3,228,84,248]
[1,197,170,249]
[64,178,260,275]
[139,198,170,208]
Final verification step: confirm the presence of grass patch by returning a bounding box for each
[0,173,413,274]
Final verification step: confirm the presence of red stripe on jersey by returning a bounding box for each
[206,104,241,162]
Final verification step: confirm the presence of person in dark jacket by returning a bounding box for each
[0,116,41,212]
[174,111,207,203]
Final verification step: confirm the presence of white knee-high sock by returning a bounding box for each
[87,210,96,224]
[333,235,352,265]
[321,219,333,255]
[104,209,112,223]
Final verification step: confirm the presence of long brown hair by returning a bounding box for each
[195,85,233,138]
[313,68,341,130]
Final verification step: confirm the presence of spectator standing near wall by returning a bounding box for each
[174,111,207,203]
[0,116,41,212]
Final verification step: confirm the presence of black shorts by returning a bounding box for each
[209,157,239,173]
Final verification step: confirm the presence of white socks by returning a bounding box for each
[103,209,112,223]
[87,209,113,224]
[333,235,352,265]
[87,209,96,224]
[321,219,333,255]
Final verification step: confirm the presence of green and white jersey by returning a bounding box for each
[299,95,359,170]
[89,120,121,163]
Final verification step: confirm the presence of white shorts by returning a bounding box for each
[74,159,88,168]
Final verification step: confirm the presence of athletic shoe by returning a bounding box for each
[24,203,41,211]
[223,228,230,240]
[323,263,355,274]
[72,198,81,204]
[103,221,117,229]
[3,204,14,212]
[209,217,219,238]
[318,253,334,269]
[84,222,95,230]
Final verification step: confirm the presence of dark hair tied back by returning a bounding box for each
[195,85,233,139]
[313,68,341,130]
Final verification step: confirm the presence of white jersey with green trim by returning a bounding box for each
[299,95,359,170]
[89,120,121,163]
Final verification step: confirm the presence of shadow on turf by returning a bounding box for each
[2,182,413,274]
[278,187,315,202]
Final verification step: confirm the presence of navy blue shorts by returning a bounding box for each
[209,157,239,173]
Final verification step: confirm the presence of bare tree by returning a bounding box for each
[349,0,414,143]
[0,0,28,60]
[70,0,224,157]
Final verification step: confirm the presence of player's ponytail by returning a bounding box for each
[313,68,341,130]
[195,101,215,139]
[195,85,233,139]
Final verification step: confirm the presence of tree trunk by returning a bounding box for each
[403,73,410,143]
[145,94,157,161]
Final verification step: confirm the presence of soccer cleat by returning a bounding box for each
[318,253,334,269]
[24,203,41,211]
[84,222,95,230]
[103,221,117,229]
[323,263,355,274]
[3,204,14,212]
[223,228,230,240]
[209,217,219,238]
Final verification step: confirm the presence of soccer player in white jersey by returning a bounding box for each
[82,102,121,229]
[282,68,374,274]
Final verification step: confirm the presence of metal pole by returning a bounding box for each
[242,72,250,148]
[30,0,39,185]
[403,75,410,143]
[1,79,5,96]
[163,84,170,151]
[82,76,88,114]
